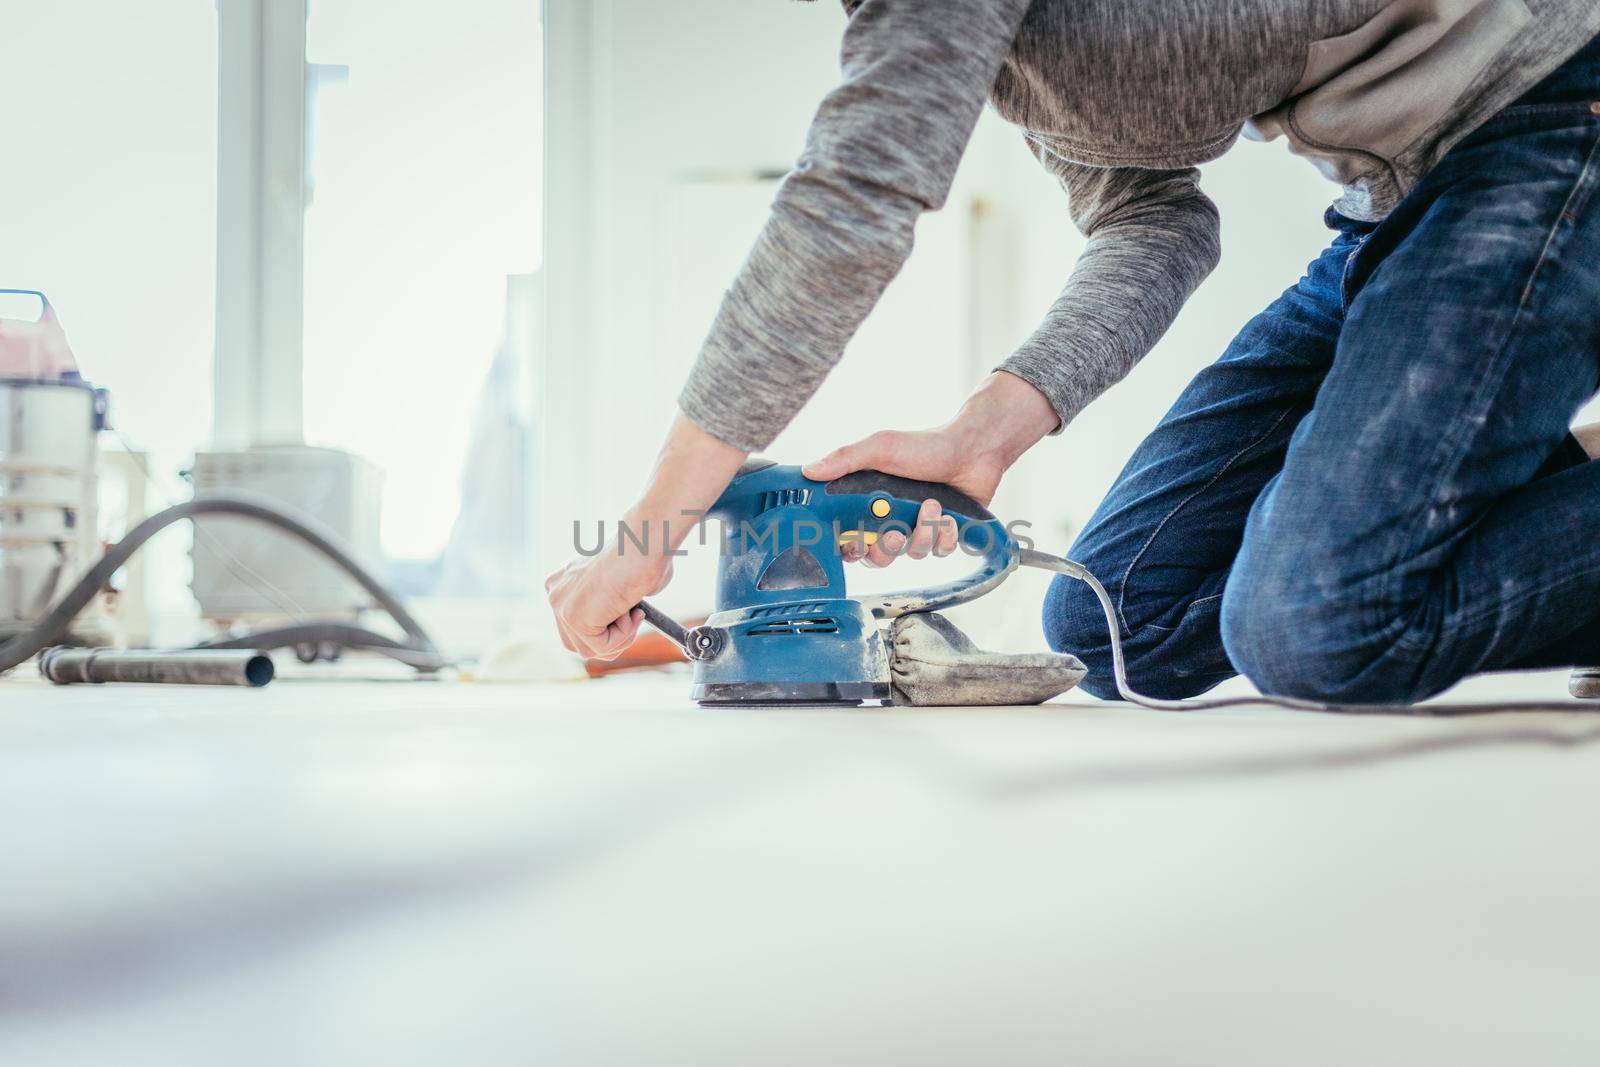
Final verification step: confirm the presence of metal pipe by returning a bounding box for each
[39,648,275,687]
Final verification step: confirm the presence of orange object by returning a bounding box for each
[583,620,705,677]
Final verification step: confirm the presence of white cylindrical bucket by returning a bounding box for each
[0,377,102,636]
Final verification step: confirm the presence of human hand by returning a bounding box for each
[803,428,1000,566]
[545,540,674,660]
[545,412,748,660]
[801,372,1058,568]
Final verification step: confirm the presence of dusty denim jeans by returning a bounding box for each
[1043,34,1600,703]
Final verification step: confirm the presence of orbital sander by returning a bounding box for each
[636,459,1088,707]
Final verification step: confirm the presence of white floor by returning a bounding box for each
[2,667,1599,1066]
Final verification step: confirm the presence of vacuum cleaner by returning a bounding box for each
[0,291,446,685]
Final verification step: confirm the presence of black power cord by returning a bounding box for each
[0,491,450,674]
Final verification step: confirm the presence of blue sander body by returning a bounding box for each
[650,459,1019,707]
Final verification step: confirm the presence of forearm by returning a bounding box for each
[1004,210,1220,429]
[680,0,1031,453]
[947,371,1061,471]
[680,176,921,453]
[1002,161,1221,430]
[622,413,749,555]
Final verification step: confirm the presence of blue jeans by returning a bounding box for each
[1043,36,1600,704]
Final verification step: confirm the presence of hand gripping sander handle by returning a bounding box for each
[819,468,1019,618]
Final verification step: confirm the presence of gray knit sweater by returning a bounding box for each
[680,0,1600,450]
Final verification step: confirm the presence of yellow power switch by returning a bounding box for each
[870,497,892,518]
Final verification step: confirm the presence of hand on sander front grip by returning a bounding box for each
[804,428,1004,567]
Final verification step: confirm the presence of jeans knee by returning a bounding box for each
[1042,573,1223,701]
[1219,573,1425,704]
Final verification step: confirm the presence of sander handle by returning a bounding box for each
[634,600,690,652]
[634,601,727,662]
[821,469,1019,619]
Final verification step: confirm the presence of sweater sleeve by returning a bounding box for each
[677,0,1032,452]
[999,149,1222,431]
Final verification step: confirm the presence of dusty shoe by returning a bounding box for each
[888,612,1087,707]
[1570,668,1600,699]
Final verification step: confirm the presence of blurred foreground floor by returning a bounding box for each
[2,669,1599,1066]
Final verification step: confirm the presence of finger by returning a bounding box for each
[556,604,600,658]
[839,537,865,563]
[934,512,960,557]
[802,431,897,481]
[866,529,906,568]
[905,499,939,560]
[586,609,642,661]
[801,445,860,481]
[557,607,593,657]
[609,609,643,651]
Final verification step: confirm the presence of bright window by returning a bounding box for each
[302,0,543,565]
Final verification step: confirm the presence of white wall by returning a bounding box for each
[544,0,1341,647]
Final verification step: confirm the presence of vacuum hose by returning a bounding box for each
[0,491,449,675]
